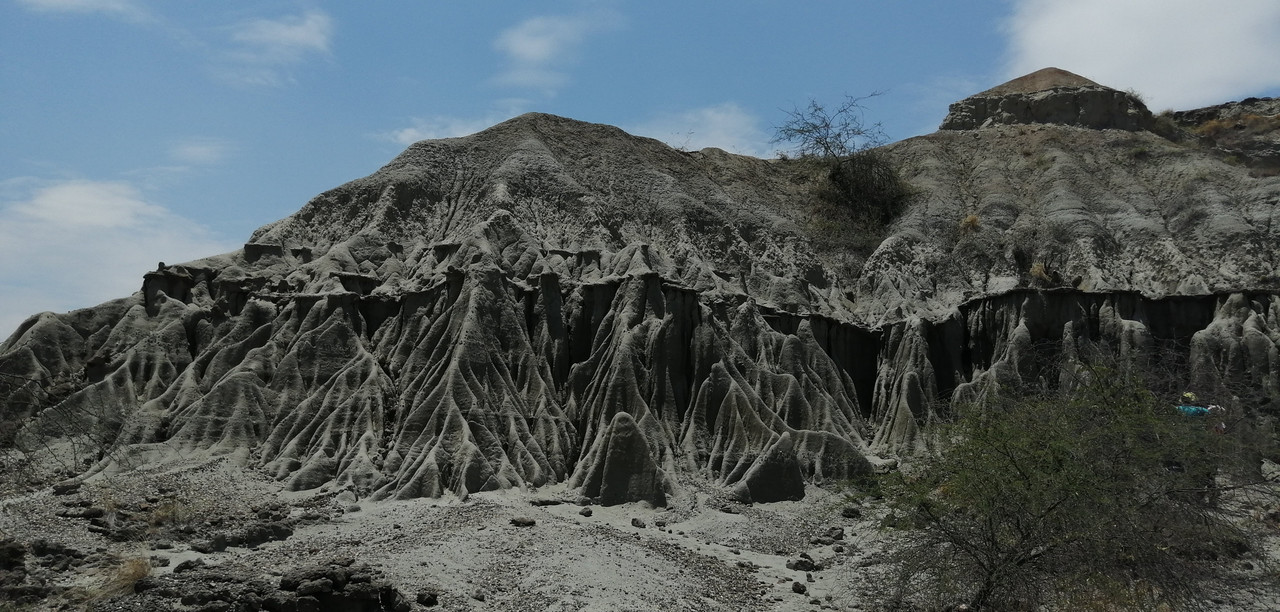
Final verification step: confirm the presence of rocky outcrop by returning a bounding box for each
[1170,97,1280,174]
[569,412,667,506]
[2,74,1279,504]
[873,291,1280,436]
[940,67,1154,131]
[104,558,413,612]
[1171,97,1280,126]
[863,119,1280,323]
[0,114,876,505]
[729,432,804,503]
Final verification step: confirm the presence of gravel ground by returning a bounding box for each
[3,457,1280,611]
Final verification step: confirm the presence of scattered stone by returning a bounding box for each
[80,507,106,519]
[579,507,593,517]
[510,517,537,527]
[631,518,646,528]
[334,490,358,505]
[792,581,808,595]
[787,558,817,572]
[195,602,232,612]
[841,506,862,519]
[296,578,334,596]
[417,590,440,607]
[173,559,206,574]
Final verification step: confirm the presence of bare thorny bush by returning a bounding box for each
[879,343,1279,611]
[0,371,127,494]
[772,94,912,259]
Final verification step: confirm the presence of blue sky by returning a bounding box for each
[3,0,1280,334]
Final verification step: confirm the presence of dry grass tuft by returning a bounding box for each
[97,556,151,598]
[1029,261,1052,284]
[148,499,194,529]
[1195,113,1280,139]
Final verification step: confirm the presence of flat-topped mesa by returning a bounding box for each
[940,67,1155,131]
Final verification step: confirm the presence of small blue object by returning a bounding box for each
[1177,405,1210,416]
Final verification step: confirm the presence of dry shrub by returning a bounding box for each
[1150,111,1186,141]
[97,556,150,598]
[147,499,194,529]
[958,214,980,235]
[1195,113,1280,139]
[774,94,911,233]
[1029,261,1051,283]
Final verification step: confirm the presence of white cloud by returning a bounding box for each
[629,103,771,158]
[492,11,619,95]
[379,101,532,146]
[218,10,333,86]
[169,138,233,165]
[0,179,235,336]
[10,181,165,228]
[496,16,587,64]
[1004,0,1280,110]
[16,0,148,20]
[900,75,987,136]
[381,116,502,146]
[231,11,332,61]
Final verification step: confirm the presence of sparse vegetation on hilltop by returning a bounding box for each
[773,94,912,261]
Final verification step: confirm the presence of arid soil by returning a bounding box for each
[3,456,1280,611]
[0,455,903,611]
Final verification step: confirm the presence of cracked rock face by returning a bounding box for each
[3,74,1280,504]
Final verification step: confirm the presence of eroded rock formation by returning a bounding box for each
[940,67,1154,131]
[2,70,1279,504]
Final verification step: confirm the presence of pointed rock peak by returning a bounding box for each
[975,67,1105,97]
[470,112,639,144]
[569,411,669,507]
[941,67,1153,132]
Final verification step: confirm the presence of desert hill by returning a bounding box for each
[2,67,1279,505]
[3,68,1280,611]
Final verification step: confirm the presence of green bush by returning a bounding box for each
[885,364,1251,610]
